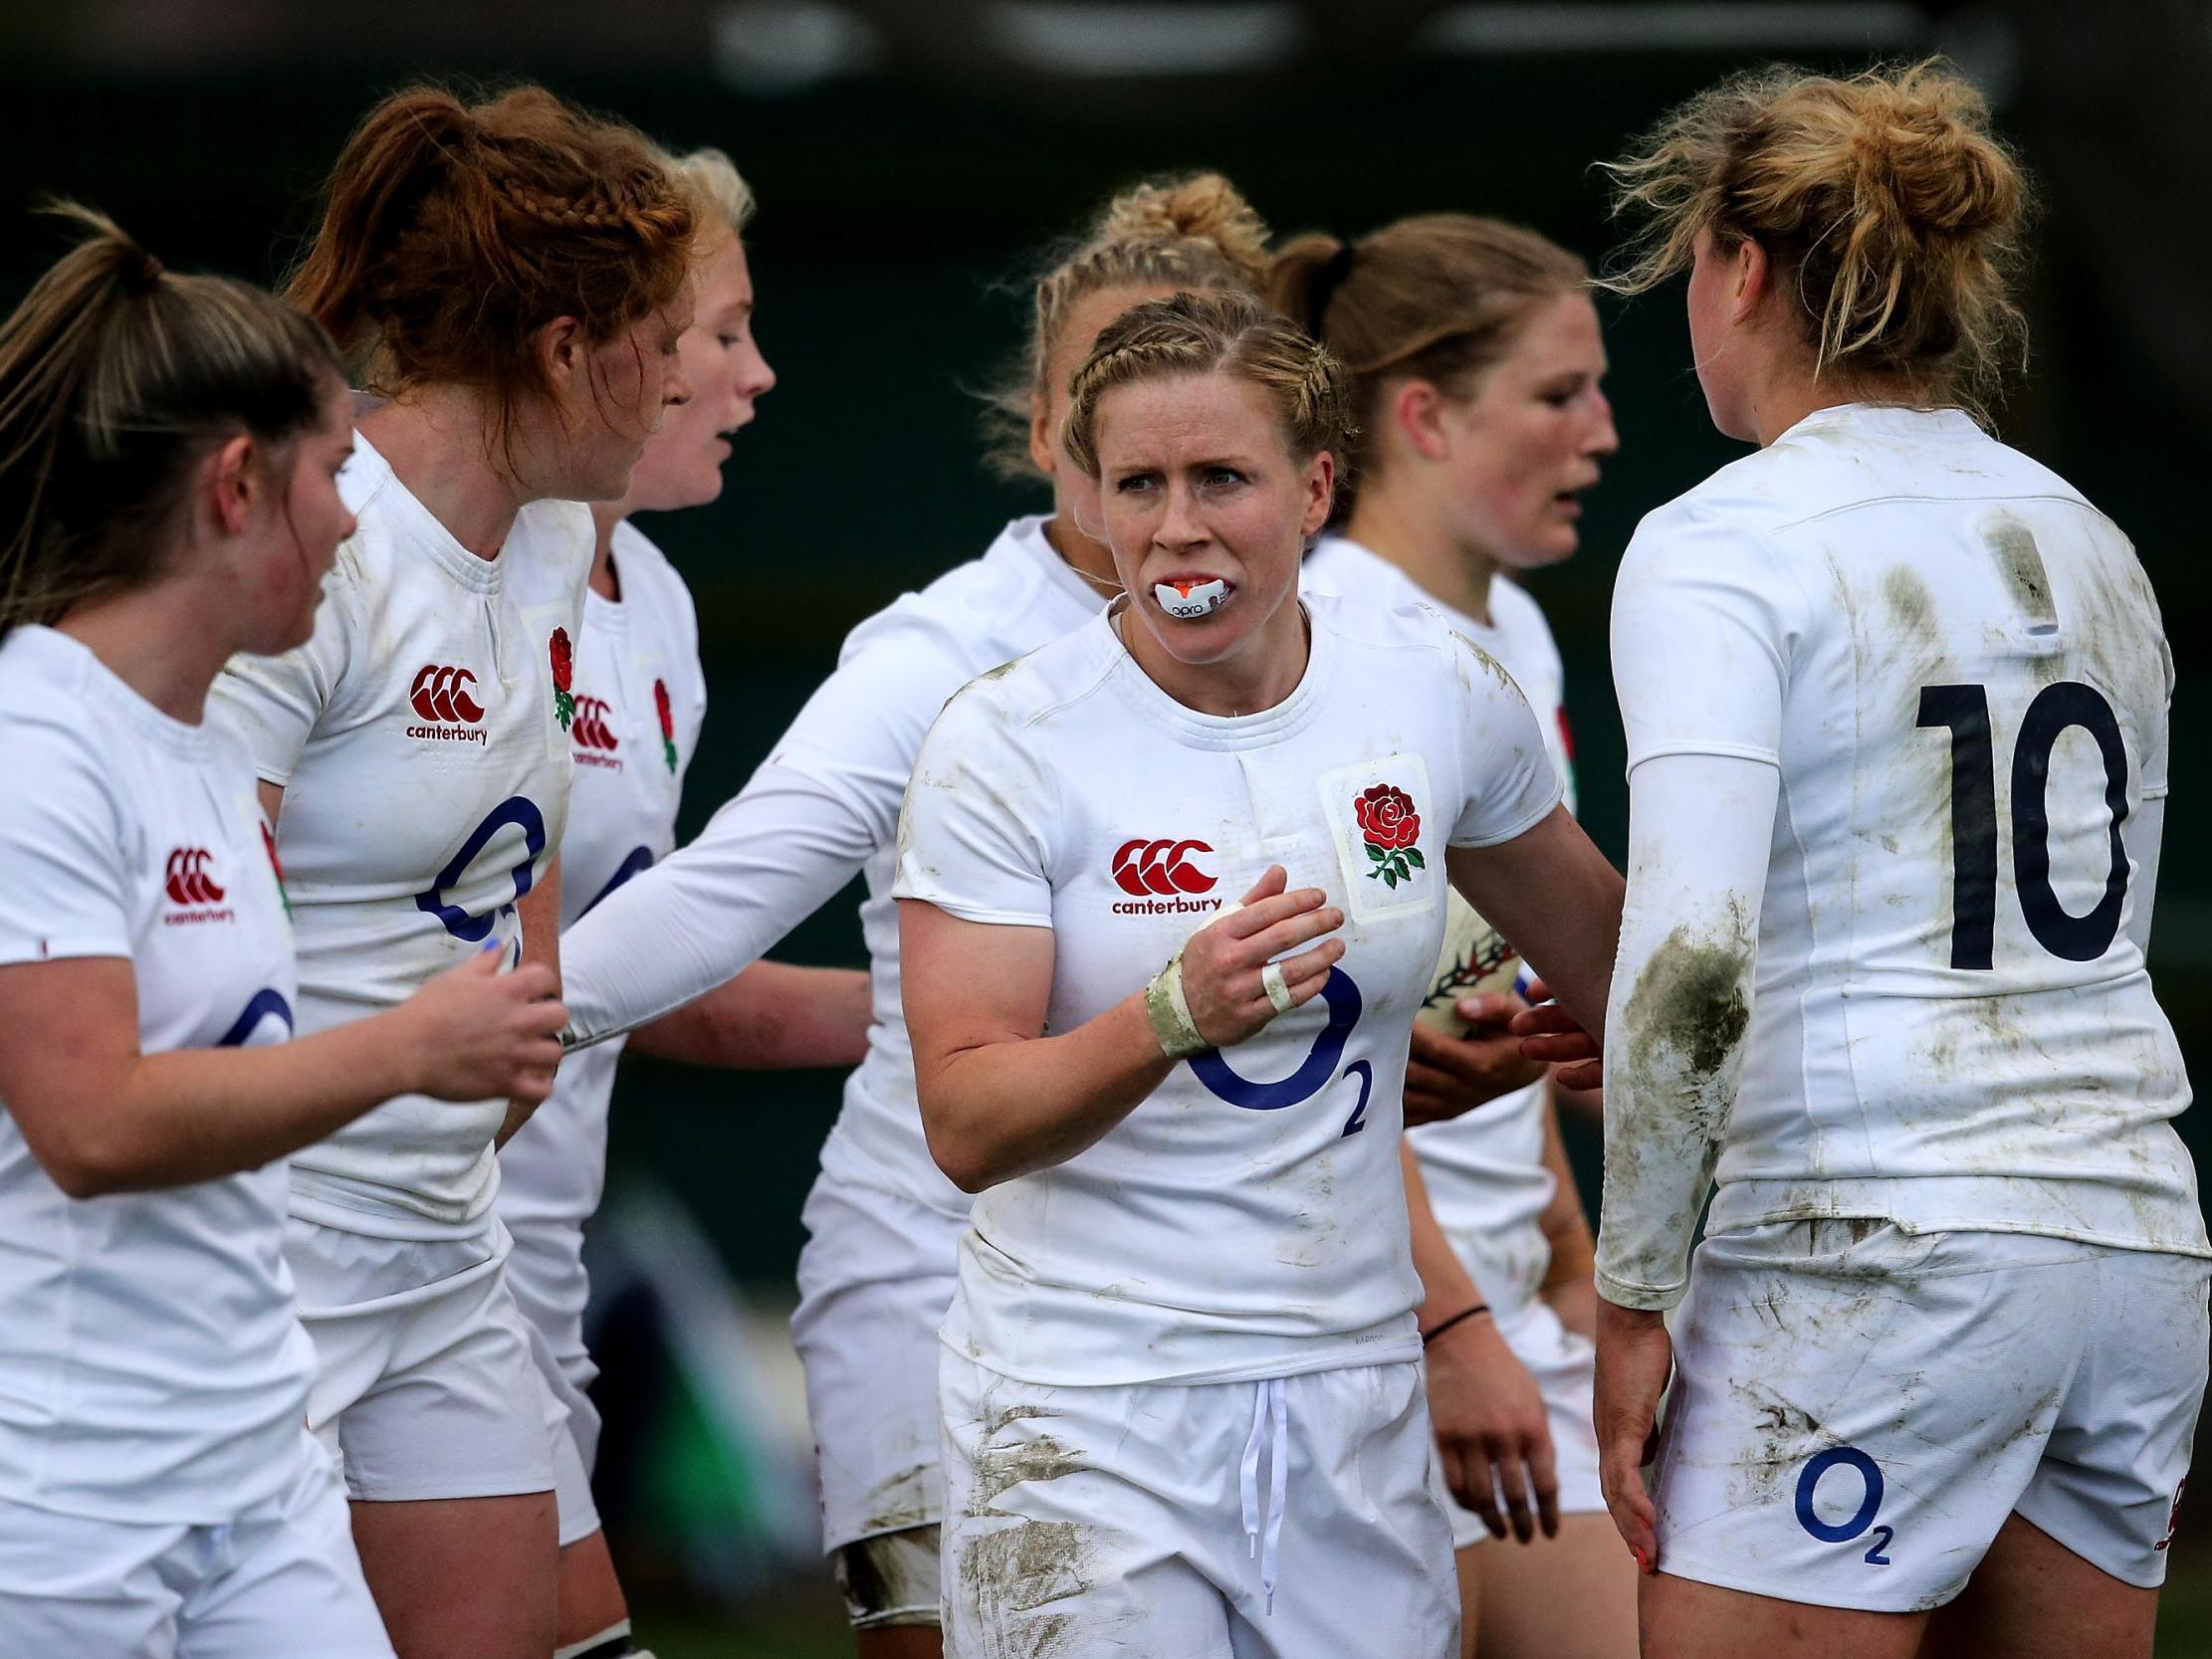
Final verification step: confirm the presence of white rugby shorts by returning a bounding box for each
[286,1217,557,1504]
[940,1350,1458,1658]
[792,1168,965,1625]
[0,1442,393,1658]
[1438,1293,1606,1551]
[1650,1220,2209,1612]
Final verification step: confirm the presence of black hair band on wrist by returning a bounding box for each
[1420,1303,1489,1347]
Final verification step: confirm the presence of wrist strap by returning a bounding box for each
[1420,1303,1489,1347]
[1145,951,1210,1059]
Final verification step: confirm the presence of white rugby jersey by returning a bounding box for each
[1602,403,2208,1309]
[498,520,706,1311]
[895,594,1562,1386]
[559,515,1102,1218]
[212,431,590,1238]
[0,626,313,1523]
[1304,534,1577,1318]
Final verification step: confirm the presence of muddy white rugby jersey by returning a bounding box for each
[1602,403,2208,1309]
[0,626,313,1521]
[1305,534,1577,1318]
[212,432,589,1238]
[895,594,1561,1385]
[558,514,1101,1218]
[498,519,705,1290]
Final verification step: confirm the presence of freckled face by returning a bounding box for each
[1433,291,1617,569]
[1093,369,1330,668]
[561,293,698,501]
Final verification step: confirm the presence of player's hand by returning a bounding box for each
[1424,1310,1560,1544]
[1594,1297,1671,1574]
[1510,979,1603,1090]
[1179,866,1344,1049]
[1404,992,1548,1125]
[401,952,567,1107]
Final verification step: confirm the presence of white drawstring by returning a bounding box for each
[1237,1376,1290,1613]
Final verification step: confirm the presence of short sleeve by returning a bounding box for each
[1612,504,1804,774]
[0,726,130,966]
[209,566,356,786]
[893,680,1055,929]
[1445,634,1565,849]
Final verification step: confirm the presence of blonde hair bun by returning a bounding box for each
[1098,172,1270,287]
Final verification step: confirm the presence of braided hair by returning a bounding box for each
[286,85,694,441]
[1060,291,1355,486]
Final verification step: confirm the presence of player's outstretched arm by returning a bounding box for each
[0,951,566,1199]
[629,961,871,1071]
[1444,805,1624,1041]
[901,866,1344,1193]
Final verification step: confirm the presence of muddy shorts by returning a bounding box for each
[1650,1220,2209,1612]
[940,1350,1457,1659]
[792,1170,966,1625]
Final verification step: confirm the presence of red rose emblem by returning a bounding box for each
[653,678,677,773]
[1355,783,1425,890]
[550,628,576,731]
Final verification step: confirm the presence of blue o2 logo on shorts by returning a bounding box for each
[1795,1446,1892,1565]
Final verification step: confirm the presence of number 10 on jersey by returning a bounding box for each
[1916,681,2130,967]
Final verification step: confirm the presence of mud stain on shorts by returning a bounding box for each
[961,1520,1092,1655]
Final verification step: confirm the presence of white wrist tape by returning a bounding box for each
[1146,950,1211,1059]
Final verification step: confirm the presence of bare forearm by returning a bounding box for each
[70,1019,423,1195]
[500,858,561,1144]
[920,991,1174,1192]
[1402,1141,1484,1325]
[630,962,871,1071]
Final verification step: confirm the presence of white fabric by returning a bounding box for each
[0,626,314,1525]
[211,430,590,1238]
[560,514,1102,1219]
[287,1217,556,1502]
[896,595,1561,1386]
[1435,1297,1605,1551]
[1304,535,1576,1324]
[0,1450,394,1659]
[498,518,705,1529]
[939,1350,1457,1658]
[1651,1221,2210,1608]
[528,1312,602,1548]
[1601,403,2208,1310]
[792,1172,962,1555]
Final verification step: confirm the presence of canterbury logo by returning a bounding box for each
[164,847,225,906]
[1111,838,1217,897]
[570,697,619,751]
[408,666,485,725]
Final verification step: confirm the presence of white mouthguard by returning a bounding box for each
[1154,577,1229,618]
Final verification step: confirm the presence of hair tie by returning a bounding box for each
[122,251,163,296]
[1307,242,1357,323]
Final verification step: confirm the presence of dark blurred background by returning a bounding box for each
[6,0,2209,1649]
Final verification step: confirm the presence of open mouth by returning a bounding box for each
[1153,574,1233,619]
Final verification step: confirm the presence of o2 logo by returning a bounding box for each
[414,797,546,944]
[1795,1446,1892,1566]
[217,988,295,1048]
[1188,969,1374,1137]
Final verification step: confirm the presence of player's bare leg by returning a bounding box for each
[556,1529,630,1655]
[350,1493,557,1659]
[1466,1514,1635,1658]
[1919,1513,2159,1659]
[1638,1573,1925,1659]
[1454,1544,1481,1659]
